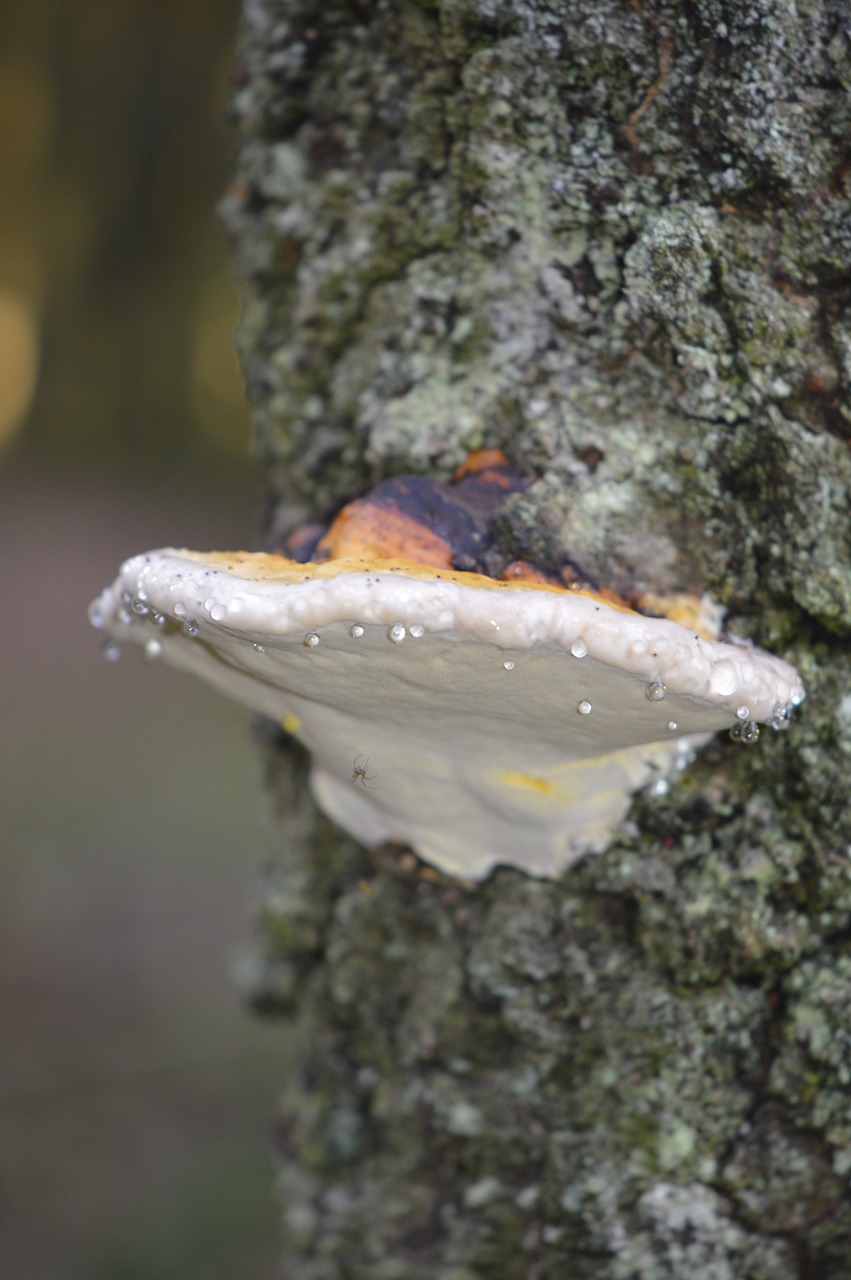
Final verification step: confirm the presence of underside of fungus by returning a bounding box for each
[91,461,804,879]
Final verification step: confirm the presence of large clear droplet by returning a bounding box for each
[730,720,760,745]
[768,702,792,731]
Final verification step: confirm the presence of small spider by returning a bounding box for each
[351,754,378,788]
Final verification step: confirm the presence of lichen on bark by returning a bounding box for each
[224,1,851,1274]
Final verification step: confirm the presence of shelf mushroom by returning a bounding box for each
[90,516,804,880]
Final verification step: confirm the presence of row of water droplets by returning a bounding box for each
[91,584,799,747]
[567,635,797,741]
[303,621,427,648]
[91,580,215,662]
[728,700,796,744]
[570,678,680,726]
[304,618,725,735]
[93,584,436,663]
[91,588,168,663]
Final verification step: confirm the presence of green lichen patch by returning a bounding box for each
[771,953,851,1175]
[720,1105,844,1236]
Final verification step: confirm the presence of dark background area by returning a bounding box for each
[0,3,288,1276]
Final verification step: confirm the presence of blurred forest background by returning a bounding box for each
[0,2,288,1277]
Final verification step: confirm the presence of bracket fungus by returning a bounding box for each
[90,456,804,881]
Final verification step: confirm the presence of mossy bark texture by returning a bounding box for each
[225,2,851,1275]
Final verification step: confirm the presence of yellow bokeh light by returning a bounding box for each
[0,290,39,450]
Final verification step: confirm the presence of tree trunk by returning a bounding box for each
[223,2,851,1275]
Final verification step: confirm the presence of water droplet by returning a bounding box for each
[304,631,320,648]
[735,705,749,721]
[349,624,364,639]
[102,640,121,662]
[503,660,515,671]
[150,611,166,627]
[577,699,592,715]
[570,638,588,658]
[409,623,424,638]
[645,681,667,702]
[253,642,265,654]
[131,598,148,616]
[210,603,226,622]
[768,702,792,731]
[117,606,133,626]
[143,637,163,662]
[667,720,678,732]
[183,619,200,638]
[89,605,104,629]
[173,602,187,618]
[388,624,406,644]
[120,591,133,607]
[729,720,760,745]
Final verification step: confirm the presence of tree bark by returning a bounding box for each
[224,2,851,1275]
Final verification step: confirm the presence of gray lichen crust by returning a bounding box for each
[226,0,851,1274]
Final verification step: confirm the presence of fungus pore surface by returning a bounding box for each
[90,543,804,880]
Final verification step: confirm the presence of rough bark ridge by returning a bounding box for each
[224,2,851,1275]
